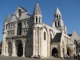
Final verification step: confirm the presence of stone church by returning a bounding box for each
[2,2,77,58]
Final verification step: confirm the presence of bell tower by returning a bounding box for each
[33,2,42,24]
[52,7,67,34]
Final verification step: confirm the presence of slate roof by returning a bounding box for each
[68,34,72,37]
[9,16,17,22]
[52,33,62,42]
[76,44,80,48]
[4,14,10,22]
[33,2,42,15]
[55,7,61,15]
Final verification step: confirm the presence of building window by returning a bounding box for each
[55,22,56,27]
[39,17,41,23]
[56,15,58,18]
[50,34,52,42]
[74,40,77,44]
[24,30,25,34]
[58,21,59,26]
[17,23,22,35]
[18,9,22,17]
[44,32,46,40]
[36,16,38,23]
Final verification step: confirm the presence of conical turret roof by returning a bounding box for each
[55,7,61,15]
[33,2,42,15]
[4,14,10,22]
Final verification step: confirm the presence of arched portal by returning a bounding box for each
[52,48,58,56]
[8,42,12,56]
[67,47,71,56]
[17,43,23,57]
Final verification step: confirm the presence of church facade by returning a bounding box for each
[2,3,77,58]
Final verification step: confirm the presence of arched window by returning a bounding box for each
[74,40,77,44]
[18,9,22,17]
[44,32,46,40]
[36,16,38,23]
[55,22,56,27]
[50,34,52,42]
[58,21,60,26]
[17,23,22,35]
[57,15,58,19]
[39,17,41,23]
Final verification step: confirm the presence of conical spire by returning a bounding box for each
[5,14,10,22]
[33,2,42,15]
[55,7,61,15]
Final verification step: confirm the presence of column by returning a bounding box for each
[39,28,40,55]
[47,30,50,57]
[12,40,17,56]
[2,40,6,56]
[5,42,8,56]
[15,22,18,35]
[22,41,25,57]
[32,27,36,56]
[39,27,42,56]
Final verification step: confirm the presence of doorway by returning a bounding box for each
[67,47,71,56]
[52,48,58,57]
[17,43,23,57]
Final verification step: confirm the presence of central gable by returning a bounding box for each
[9,6,31,22]
[13,6,28,15]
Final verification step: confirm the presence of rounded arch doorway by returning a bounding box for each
[52,48,58,57]
[17,43,23,57]
[67,47,71,56]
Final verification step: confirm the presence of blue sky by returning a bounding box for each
[0,0,80,42]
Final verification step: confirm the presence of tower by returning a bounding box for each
[2,14,10,56]
[32,2,42,57]
[52,7,67,34]
[33,2,42,24]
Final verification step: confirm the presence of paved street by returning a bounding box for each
[0,56,78,60]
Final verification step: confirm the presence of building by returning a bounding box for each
[2,3,78,58]
[0,41,2,54]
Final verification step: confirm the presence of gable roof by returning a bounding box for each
[9,6,31,22]
[52,33,61,42]
[70,30,80,42]
[13,6,28,15]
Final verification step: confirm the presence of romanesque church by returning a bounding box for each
[2,2,80,58]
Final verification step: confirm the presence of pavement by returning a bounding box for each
[0,55,78,60]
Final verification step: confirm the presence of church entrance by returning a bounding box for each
[52,48,58,57]
[17,43,23,57]
[67,47,71,56]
